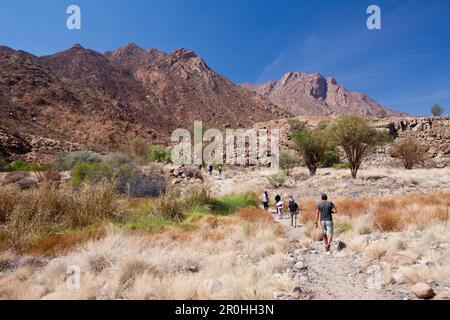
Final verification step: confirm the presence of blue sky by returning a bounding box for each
[0,0,449,115]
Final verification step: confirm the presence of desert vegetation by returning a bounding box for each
[0,205,289,300]
[431,104,445,117]
[390,136,428,169]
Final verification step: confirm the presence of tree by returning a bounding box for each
[390,136,427,169]
[329,115,385,179]
[431,104,445,116]
[292,128,327,176]
[279,151,298,176]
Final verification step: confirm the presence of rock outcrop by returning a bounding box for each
[243,72,401,117]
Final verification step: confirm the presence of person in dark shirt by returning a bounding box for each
[288,196,300,228]
[315,194,338,253]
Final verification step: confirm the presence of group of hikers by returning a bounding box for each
[206,164,222,176]
[262,191,337,253]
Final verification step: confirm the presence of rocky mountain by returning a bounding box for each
[243,72,400,117]
[0,44,286,158]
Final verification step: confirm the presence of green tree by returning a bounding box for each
[292,128,327,176]
[279,151,298,176]
[329,115,386,179]
[431,104,445,116]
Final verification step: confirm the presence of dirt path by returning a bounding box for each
[276,215,402,300]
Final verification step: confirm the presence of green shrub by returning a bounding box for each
[7,160,51,172]
[147,145,171,163]
[319,149,341,168]
[57,151,102,171]
[333,162,351,170]
[71,162,113,185]
[210,193,259,215]
[267,172,286,188]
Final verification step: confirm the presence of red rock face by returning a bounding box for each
[243,72,402,117]
[1,44,287,152]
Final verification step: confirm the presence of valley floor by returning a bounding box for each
[0,166,449,300]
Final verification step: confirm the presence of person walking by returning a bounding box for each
[315,194,338,253]
[288,196,300,228]
[274,193,282,216]
[262,191,269,211]
[207,164,213,176]
[276,198,284,220]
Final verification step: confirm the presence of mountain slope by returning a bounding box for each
[0,44,286,157]
[243,72,400,116]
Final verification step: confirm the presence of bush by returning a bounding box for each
[71,162,114,185]
[102,152,133,168]
[431,104,445,117]
[319,149,341,168]
[210,193,259,215]
[287,119,306,132]
[390,136,428,169]
[57,151,102,171]
[114,165,167,198]
[147,145,171,163]
[267,172,286,188]
[7,160,51,172]
[131,138,150,158]
[151,191,186,221]
[333,163,351,170]
[279,151,298,176]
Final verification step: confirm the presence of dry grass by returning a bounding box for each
[300,192,450,239]
[357,224,450,286]
[0,183,121,250]
[0,208,290,300]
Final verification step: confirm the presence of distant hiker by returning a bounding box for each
[275,193,281,204]
[274,193,282,215]
[315,194,338,253]
[262,191,269,211]
[207,164,213,176]
[218,166,223,176]
[288,196,300,228]
[276,199,284,220]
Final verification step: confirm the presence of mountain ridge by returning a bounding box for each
[242,71,402,117]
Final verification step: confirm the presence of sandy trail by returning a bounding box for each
[277,215,402,300]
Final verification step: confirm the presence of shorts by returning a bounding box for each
[263,202,269,210]
[290,211,299,216]
[321,221,334,236]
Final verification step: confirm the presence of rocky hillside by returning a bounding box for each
[0,44,286,159]
[243,72,400,117]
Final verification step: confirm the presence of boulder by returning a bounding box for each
[412,282,435,299]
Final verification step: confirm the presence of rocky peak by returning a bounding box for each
[171,48,198,60]
[107,43,146,59]
[244,71,401,117]
[71,43,85,50]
